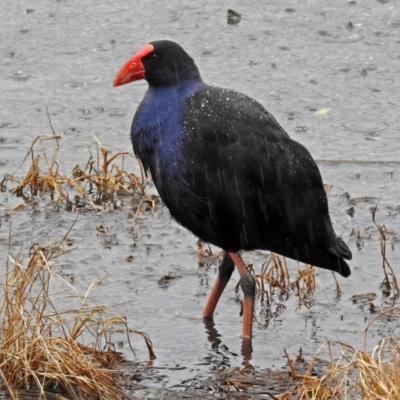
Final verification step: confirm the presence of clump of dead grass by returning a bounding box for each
[209,309,400,399]
[371,204,399,301]
[276,307,400,400]
[257,253,317,308]
[0,231,154,399]
[3,134,153,213]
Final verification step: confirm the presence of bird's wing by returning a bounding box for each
[180,86,335,251]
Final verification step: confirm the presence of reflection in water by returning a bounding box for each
[241,338,253,366]
[203,316,222,351]
[203,316,253,367]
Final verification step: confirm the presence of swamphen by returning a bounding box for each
[113,40,352,340]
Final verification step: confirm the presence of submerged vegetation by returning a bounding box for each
[0,134,398,398]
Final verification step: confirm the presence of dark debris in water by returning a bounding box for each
[227,9,241,25]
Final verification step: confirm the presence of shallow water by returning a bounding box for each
[1,0,400,397]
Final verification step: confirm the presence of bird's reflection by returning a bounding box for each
[203,316,253,367]
[203,315,222,350]
[241,337,253,366]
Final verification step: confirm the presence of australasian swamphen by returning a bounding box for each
[113,40,352,340]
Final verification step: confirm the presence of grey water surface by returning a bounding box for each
[1,0,400,397]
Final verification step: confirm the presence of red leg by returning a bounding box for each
[228,252,255,339]
[203,252,235,316]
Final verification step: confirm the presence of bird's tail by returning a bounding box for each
[333,236,352,260]
[270,236,352,278]
[327,236,352,277]
[311,247,351,278]
[334,257,351,278]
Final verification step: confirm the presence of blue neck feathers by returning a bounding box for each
[131,79,206,182]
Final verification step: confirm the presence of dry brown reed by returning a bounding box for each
[219,308,400,400]
[258,253,317,307]
[0,232,154,399]
[372,204,399,300]
[276,310,400,400]
[215,309,400,399]
[3,134,147,213]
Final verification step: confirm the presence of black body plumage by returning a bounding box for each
[130,40,351,277]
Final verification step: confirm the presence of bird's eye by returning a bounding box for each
[150,53,159,61]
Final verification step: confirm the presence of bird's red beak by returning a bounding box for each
[113,44,154,87]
